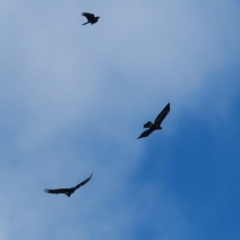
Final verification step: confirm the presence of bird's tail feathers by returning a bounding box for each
[82,22,89,25]
[144,121,153,128]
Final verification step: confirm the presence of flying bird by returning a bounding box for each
[138,103,170,139]
[82,12,100,25]
[44,173,93,197]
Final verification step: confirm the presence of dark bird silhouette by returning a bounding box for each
[138,103,170,139]
[44,173,93,197]
[82,12,100,25]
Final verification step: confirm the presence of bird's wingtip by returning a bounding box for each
[165,103,170,110]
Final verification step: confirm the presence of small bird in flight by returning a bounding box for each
[44,173,93,197]
[82,12,100,25]
[138,103,170,139]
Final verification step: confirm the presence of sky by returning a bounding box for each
[0,0,240,239]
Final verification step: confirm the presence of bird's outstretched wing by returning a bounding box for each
[74,173,93,190]
[82,12,95,21]
[44,188,72,194]
[138,128,154,139]
[154,103,170,125]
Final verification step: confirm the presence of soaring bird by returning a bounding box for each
[44,173,93,197]
[138,103,170,139]
[82,12,100,25]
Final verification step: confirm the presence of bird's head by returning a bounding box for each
[66,193,71,197]
[156,126,162,130]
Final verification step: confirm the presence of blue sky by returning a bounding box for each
[0,0,240,239]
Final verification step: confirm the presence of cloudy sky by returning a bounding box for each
[0,0,240,239]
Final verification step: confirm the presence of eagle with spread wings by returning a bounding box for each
[44,173,93,197]
[138,103,170,139]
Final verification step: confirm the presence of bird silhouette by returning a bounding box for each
[44,173,93,197]
[82,12,100,25]
[138,103,170,139]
